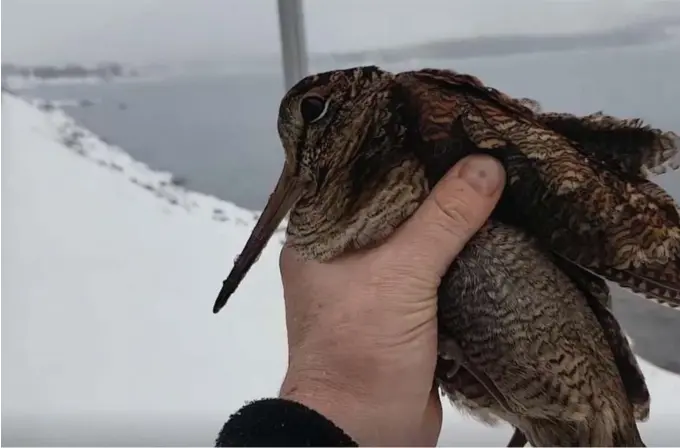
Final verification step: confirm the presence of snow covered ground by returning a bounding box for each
[2,92,679,446]
[3,75,163,91]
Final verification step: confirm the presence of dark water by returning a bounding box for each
[23,73,288,210]
[19,40,680,374]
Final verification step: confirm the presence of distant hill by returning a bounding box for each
[319,15,680,65]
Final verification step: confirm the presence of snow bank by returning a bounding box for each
[2,92,678,446]
[2,93,287,446]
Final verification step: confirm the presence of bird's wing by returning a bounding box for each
[467,89,679,179]
[535,111,680,177]
[396,68,680,310]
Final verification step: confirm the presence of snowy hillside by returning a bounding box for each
[2,92,679,446]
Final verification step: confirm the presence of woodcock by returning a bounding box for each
[212,66,680,446]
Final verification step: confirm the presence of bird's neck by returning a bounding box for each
[286,106,429,261]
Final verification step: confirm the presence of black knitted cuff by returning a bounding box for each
[215,397,358,446]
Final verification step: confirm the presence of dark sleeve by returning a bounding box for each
[215,398,358,447]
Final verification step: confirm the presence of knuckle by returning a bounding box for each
[430,182,481,235]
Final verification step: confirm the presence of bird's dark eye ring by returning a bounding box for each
[300,95,328,123]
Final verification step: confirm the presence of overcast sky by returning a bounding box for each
[1,0,673,65]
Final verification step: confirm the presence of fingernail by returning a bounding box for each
[457,155,505,196]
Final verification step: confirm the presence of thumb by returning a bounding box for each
[387,154,505,278]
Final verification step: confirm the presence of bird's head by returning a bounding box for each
[213,66,428,313]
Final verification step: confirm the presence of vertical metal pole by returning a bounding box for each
[277,0,308,90]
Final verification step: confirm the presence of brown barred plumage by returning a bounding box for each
[213,65,680,446]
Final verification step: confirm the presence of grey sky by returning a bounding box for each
[1,0,672,65]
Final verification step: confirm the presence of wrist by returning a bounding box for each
[279,365,405,446]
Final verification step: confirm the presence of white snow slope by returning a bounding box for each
[2,92,680,446]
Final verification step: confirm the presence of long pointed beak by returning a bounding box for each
[213,167,301,314]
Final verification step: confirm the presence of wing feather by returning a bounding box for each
[396,68,680,309]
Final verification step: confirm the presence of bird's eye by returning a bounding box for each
[300,95,328,123]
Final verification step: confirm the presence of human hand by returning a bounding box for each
[278,154,506,446]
